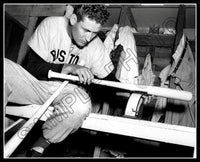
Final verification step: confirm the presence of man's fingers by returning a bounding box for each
[77,72,84,84]
[84,70,93,85]
[82,72,88,85]
[77,68,94,85]
[79,70,88,85]
[87,71,94,85]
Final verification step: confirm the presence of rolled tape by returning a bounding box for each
[125,93,143,117]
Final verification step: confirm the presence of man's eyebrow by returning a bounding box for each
[82,26,99,33]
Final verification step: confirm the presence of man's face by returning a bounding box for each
[71,16,101,47]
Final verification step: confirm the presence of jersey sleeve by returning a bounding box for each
[26,48,63,81]
[90,38,114,79]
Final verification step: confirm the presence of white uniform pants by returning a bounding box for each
[4,58,91,143]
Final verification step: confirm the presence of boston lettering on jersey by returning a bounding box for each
[68,54,79,64]
[50,49,79,64]
[50,49,66,62]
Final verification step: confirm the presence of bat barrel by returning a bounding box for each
[146,85,192,101]
[48,70,193,101]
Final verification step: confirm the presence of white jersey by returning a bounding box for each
[28,16,114,78]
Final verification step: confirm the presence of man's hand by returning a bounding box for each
[62,64,94,85]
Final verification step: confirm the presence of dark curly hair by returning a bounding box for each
[73,5,110,25]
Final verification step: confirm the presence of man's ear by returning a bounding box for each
[69,14,77,26]
[65,5,74,18]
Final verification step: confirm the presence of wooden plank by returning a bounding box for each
[4,119,25,133]
[101,27,175,47]
[101,102,110,115]
[5,5,33,17]
[172,5,185,53]
[193,145,196,158]
[12,15,30,28]
[127,7,137,30]
[134,33,174,47]
[5,11,30,28]
[153,58,171,71]
[5,5,66,17]
[93,146,101,157]
[30,5,66,16]
[5,14,13,53]
[5,12,26,29]
[118,5,128,26]
[17,16,38,65]
[78,114,196,147]
[4,119,26,144]
[106,4,194,8]
[5,105,196,147]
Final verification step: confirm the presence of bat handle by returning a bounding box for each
[48,70,53,79]
[48,70,80,82]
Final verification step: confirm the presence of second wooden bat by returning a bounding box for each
[4,81,68,157]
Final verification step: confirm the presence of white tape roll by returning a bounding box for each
[125,93,143,117]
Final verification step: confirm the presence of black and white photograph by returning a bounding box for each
[3,3,197,159]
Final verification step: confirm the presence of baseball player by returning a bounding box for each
[5,5,113,157]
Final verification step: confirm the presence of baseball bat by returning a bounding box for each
[4,81,68,158]
[48,70,193,101]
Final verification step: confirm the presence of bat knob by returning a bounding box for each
[48,70,52,79]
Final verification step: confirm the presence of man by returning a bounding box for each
[4,4,113,157]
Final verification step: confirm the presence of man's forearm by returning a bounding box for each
[26,49,63,81]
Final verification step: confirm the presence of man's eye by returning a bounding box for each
[84,29,90,33]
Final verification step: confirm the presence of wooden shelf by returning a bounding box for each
[134,33,174,47]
